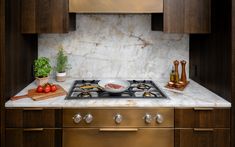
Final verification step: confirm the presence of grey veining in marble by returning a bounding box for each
[38,14,189,79]
[5,78,231,108]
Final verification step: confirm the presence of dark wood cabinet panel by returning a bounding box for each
[175,129,230,147]
[175,108,230,128]
[5,128,62,147]
[21,0,75,33]
[5,108,62,128]
[164,0,211,33]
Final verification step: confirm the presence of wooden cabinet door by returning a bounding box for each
[164,0,211,33]
[21,0,75,33]
[5,128,62,147]
[175,129,230,147]
[175,108,230,128]
[5,108,62,128]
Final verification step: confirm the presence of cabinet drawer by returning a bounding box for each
[175,108,230,128]
[175,128,230,147]
[6,108,62,128]
[5,128,62,147]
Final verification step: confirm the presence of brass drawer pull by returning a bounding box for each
[23,128,44,132]
[194,108,214,111]
[193,128,214,132]
[23,108,43,111]
[99,128,138,132]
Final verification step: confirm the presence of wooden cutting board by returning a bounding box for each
[11,85,67,101]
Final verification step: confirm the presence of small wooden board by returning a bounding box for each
[165,81,190,91]
[11,85,67,101]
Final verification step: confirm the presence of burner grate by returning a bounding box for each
[66,80,167,99]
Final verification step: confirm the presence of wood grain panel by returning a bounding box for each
[6,128,62,147]
[69,0,163,13]
[190,0,231,101]
[5,0,38,101]
[164,0,184,33]
[21,0,36,33]
[164,0,211,33]
[5,109,62,128]
[185,0,211,33]
[0,0,5,145]
[175,108,230,128]
[231,1,235,147]
[175,128,230,147]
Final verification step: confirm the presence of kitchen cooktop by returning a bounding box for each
[66,80,167,99]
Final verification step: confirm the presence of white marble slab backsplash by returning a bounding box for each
[38,14,189,79]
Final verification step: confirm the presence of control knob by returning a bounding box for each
[155,113,164,124]
[83,114,93,124]
[73,113,82,124]
[114,113,122,124]
[144,113,152,124]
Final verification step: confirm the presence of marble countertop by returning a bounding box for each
[5,78,231,108]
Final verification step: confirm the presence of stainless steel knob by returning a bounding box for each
[144,113,152,124]
[73,113,82,124]
[114,113,122,124]
[155,113,164,124]
[84,114,93,124]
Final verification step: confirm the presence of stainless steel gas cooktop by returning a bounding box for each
[66,80,167,99]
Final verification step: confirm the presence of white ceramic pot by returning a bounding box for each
[35,77,49,86]
[56,72,66,82]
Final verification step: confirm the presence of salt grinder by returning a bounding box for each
[174,60,179,83]
[180,60,187,84]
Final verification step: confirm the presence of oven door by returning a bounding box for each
[63,128,174,147]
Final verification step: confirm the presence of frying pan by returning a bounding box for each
[98,79,130,93]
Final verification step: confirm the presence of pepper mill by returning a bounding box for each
[180,60,187,84]
[174,60,179,83]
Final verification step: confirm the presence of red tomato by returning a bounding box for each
[44,85,51,93]
[50,85,57,92]
[36,85,43,93]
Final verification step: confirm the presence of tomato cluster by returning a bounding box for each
[36,83,57,93]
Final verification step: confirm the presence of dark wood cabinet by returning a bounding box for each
[175,128,230,147]
[5,128,62,147]
[164,0,211,33]
[5,108,62,147]
[21,0,76,33]
[175,108,230,147]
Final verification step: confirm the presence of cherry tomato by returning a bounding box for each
[36,85,43,93]
[44,85,51,93]
[50,85,57,92]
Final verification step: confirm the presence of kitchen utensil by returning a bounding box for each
[180,60,187,84]
[98,79,130,93]
[11,85,67,101]
[174,60,179,83]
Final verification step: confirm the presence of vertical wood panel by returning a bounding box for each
[231,0,235,147]
[0,0,5,145]
[21,0,36,33]
[5,0,38,98]
[164,0,185,33]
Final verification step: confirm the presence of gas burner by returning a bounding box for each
[78,92,92,98]
[137,83,151,90]
[143,91,157,97]
[66,80,167,99]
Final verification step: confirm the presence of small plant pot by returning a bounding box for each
[35,77,49,86]
[56,72,66,82]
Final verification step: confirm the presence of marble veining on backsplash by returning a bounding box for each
[38,14,189,79]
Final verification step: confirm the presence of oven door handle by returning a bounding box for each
[99,128,138,132]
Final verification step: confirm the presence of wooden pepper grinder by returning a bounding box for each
[174,60,179,83]
[180,60,187,84]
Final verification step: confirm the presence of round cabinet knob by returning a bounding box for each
[84,114,93,124]
[73,113,82,124]
[155,113,164,124]
[114,113,122,124]
[144,113,152,124]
